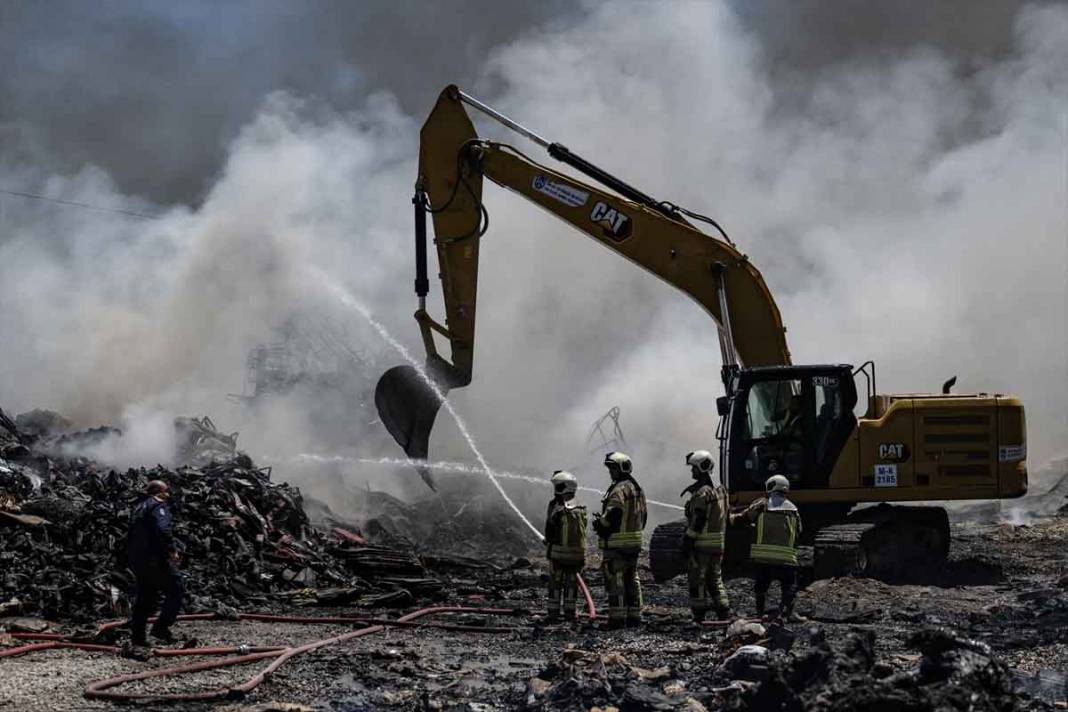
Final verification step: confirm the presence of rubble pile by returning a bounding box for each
[726,627,1032,712]
[526,648,700,710]
[519,625,1052,711]
[0,406,432,622]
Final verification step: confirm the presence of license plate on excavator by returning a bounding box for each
[875,464,898,487]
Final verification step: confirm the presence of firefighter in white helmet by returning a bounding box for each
[731,473,804,621]
[544,470,587,622]
[681,450,732,622]
[593,452,648,628]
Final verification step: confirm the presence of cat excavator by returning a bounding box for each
[374,85,1028,580]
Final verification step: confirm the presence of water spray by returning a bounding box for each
[284,453,684,511]
[321,277,545,540]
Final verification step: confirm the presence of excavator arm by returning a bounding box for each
[375,86,790,480]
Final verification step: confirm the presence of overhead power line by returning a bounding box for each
[0,188,160,220]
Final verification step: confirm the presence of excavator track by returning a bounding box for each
[651,505,950,583]
[648,519,772,581]
[649,521,688,583]
[812,523,877,579]
[812,505,950,582]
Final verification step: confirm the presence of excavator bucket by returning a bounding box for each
[374,365,445,491]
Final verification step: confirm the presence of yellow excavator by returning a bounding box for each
[375,85,1028,580]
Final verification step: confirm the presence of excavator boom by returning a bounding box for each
[375,85,790,472]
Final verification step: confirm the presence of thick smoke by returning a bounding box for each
[0,1,577,205]
[0,2,1064,515]
[452,2,1068,502]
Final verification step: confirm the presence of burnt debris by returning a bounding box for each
[0,408,432,622]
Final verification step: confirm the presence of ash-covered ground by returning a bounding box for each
[2,409,1067,711]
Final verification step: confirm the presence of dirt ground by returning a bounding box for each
[2,518,1066,711]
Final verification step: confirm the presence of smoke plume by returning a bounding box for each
[0,2,1064,515]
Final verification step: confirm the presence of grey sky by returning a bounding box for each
[1,1,1047,204]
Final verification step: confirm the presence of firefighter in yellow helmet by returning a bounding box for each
[681,450,731,622]
[592,452,647,629]
[544,470,587,622]
[731,474,804,621]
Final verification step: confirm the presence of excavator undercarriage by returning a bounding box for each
[650,504,950,584]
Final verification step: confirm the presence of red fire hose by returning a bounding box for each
[2,568,596,701]
[1,611,514,662]
[576,574,597,620]
[0,639,285,658]
[82,606,515,703]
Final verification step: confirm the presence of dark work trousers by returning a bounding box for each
[753,563,797,616]
[687,551,729,621]
[602,551,642,625]
[130,559,183,641]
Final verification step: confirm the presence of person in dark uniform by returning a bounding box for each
[127,480,183,645]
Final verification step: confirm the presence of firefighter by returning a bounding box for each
[592,452,647,629]
[681,450,731,622]
[127,480,183,645]
[731,474,804,621]
[544,470,587,622]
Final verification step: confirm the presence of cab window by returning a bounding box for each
[745,379,802,440]
[738,378,804,490]
[729,370,858,493]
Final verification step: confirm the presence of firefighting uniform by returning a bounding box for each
[544,498,587,620]
[737,493,802,615]
[596,478,647,625]
[682,479,730,620]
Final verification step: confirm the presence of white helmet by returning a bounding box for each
[551,470,578,498]
[765,475,790,493]
[604,451,633,476]
[686,450,714,474]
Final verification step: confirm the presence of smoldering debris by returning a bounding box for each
[722,627,1026,712]
[346,489,537,560]
[520,627,1041,711]
[173,415,241,467]
[12,410,74,440]
[0,406,435,622]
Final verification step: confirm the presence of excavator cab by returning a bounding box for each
[719,365,858,495]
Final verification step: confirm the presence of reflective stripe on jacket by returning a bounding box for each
[751,507,800,566]
[546,501,587,563]
[684,482,727,553]
[599,479,647,553]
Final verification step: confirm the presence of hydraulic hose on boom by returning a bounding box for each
[375,85,791,480]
